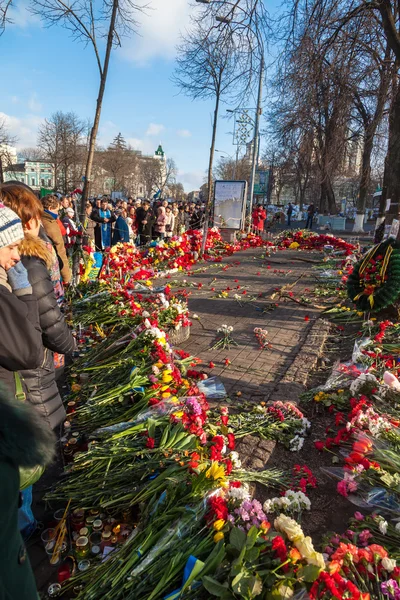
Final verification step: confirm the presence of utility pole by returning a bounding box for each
[247,55,264,232]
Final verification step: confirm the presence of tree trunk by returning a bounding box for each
[80,0,119,222]
[353,134,373,232]
[384,80,400,229]
[201,82,221,256]
[0,155,4,184]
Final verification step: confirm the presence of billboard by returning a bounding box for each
[213,180,247,230]
[253,169,270,195]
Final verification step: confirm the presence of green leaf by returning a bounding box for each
[147,417,157,439]
[245,526,259,550]
[245,547,260,563]
[231,571,245,594]
[247,574,263,597]
[230,527,247,552]
[199,541,226,578]
[202,576,230,597]
[297,564,322,583]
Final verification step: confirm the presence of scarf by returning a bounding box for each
[99,208,111,249]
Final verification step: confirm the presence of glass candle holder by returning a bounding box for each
[75,536,90,560]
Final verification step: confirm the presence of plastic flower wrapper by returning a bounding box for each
[263,490,311,522]
[228,401,310,451]
[312,535,400,600]
[315,360,365,393]
[332,513,400,560]
[93,396,183,437]
[67,493,216,600]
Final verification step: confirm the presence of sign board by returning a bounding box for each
[389,219,399,240]
[213,180,247,229]
[253,169,269,195]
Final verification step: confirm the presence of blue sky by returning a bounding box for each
[0,0,264,191]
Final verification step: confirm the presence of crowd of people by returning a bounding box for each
[53,195,207,252]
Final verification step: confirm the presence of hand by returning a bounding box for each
[143,220,147,225]
[104,218,109,223]
[7,262,31,291]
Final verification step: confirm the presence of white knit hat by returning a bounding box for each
[0,202,24,249]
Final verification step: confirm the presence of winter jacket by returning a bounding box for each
[189,210,202,230]
[19,236,75,430]
[252,208,267,231]
[155,207,166,234]
[136,207,154,239]
[112,215,130,245]
[83,215,96,246]
[0,388,55,600]
[41,210,72,284]
[164,212,175,238]
[0,267,44,400]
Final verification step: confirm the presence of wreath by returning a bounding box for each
[347,239,400,312]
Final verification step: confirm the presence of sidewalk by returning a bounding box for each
[166,246,328,403]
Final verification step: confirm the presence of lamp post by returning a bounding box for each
[247,54,264,232]
[215,149,236,179]
[195,0,265,241]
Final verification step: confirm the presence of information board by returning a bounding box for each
[213,180,247,230]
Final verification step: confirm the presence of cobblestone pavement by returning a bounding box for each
[163,246,331,469]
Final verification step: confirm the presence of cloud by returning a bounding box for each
[28,92,42,112]
[7,0,40,30]
[119,0,192,65]
[177,129,191,138]
[146,123,165,136]
[178,169,205,191]
[0,111,44,147]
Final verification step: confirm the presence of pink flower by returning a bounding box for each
[354,511,364,521]
[337,480,348,497]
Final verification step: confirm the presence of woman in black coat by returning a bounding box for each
[1,183,75,430]
[19,234,75,430]
[0,386,55,600]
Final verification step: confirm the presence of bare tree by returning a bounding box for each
[174,0,263,252]
[139,157,163,198]
[159,157,177,197]
[0,0,12,35]
[168,182,186,202]
[31,0,146,219]
[38,111,85,192]
[214,155,251,182]
[19,147,46,161]
[0,118,17,184]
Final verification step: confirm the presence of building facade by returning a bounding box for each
[4,160,53,190]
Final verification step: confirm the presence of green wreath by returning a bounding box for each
[347,239,400,313]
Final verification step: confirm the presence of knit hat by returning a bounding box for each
[0,202,24,249]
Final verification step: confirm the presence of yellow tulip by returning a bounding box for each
[213,519,226,531]
[206,462,226,481]
[213,532,224,543]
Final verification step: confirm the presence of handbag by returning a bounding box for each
[14,373,45,490]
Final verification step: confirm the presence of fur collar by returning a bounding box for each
[19,234,52,269]
[0,266,11,292]
[0,387,55,468]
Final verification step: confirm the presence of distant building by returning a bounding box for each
[4,159,53,190]
[187,190,200,202]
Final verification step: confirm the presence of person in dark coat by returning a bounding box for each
[40,194,72,284]
[136,200,154,245]
[0,203,44,400]
[1,184,75,431]
[306,204,315,229]
[0,386,55,600]
[0,202,45,539]
[112,209,130,245]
